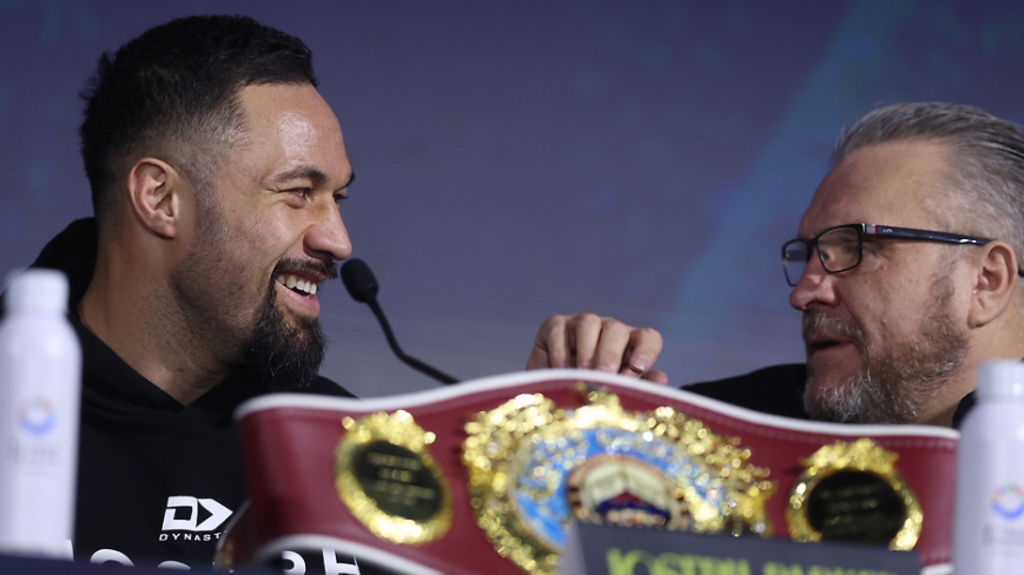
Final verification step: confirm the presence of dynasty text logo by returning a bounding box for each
[159,496,232,542]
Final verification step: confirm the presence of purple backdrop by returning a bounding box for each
[3,1,1024,396]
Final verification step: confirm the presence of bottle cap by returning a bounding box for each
[976,361,1024,400]
[4,268,69,314]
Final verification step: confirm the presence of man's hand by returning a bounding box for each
[526,312,668,384]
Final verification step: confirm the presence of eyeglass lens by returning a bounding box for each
[783,226,861,286]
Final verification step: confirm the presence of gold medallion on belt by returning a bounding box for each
[461,386,774,575]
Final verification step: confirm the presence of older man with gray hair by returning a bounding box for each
[542,102,1024,427]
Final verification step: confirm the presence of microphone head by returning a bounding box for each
[341,258,380,303]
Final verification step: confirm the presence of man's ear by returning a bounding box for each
[125,158,186,239]
[968,241,1019,328]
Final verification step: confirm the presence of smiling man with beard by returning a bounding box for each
[23,16,363,568]
[20,14,665,570]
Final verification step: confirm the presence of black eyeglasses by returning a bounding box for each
[782,223,1024,287]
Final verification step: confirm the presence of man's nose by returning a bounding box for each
[789,254,838,310]
[305,201,352,262]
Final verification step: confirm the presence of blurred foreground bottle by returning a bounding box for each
[0,269,81,557]
[954,361,1024,574]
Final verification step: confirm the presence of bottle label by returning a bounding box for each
[16,394,58,436]
[5,392,65,467]
[981,483,1024,557]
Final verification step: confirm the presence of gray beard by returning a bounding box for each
[803,274,968,424]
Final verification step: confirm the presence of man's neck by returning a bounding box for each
[916,331,1024,426]
[916,402,960,427]
[79,260,232,406]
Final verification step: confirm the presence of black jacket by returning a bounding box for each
[30,219,353,569]
[685,363,975,428]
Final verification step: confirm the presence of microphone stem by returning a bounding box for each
[366,299,458,385]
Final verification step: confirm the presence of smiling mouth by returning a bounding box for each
[276,272,319,298]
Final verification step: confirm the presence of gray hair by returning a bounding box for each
[834,102,1024,265]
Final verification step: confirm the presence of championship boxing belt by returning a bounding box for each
[215,369,958,575]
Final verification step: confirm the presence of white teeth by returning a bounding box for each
[276,273,319,297]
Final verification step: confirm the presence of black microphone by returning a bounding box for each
[341,258,458,385]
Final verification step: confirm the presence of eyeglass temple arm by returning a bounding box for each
[870,225,1024,277]
[867,224,986,244]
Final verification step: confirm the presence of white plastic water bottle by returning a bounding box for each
[954,361,1024,574]
[0,269,81,557]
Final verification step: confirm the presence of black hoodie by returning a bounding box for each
[27,218,354,569]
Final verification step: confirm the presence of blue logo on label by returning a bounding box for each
[991,484,1024,520]
[16,396,56,436]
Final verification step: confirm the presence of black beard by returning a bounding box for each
[243,263,334,390]
[803,273,967,424]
